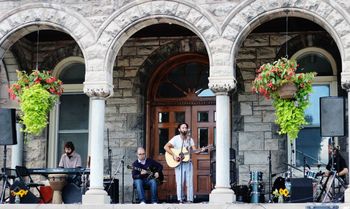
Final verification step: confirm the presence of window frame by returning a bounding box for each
[48,57,88,167]
[287,48,338,171]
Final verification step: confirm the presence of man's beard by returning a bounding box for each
[180,130,187,136]
[66,151,72,156]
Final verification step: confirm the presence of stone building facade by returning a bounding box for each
[0,0,350,204]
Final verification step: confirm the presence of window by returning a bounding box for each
[290,48,337,167]
[48,57,89,167]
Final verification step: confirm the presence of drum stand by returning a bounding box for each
[0,145,12,204]
[316,171,346,202]
[317,138,347,203]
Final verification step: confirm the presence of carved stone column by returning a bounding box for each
[341,79,350,203]
[208,76,237,203]
[82,86,112,204]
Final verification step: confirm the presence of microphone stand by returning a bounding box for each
[268,150,272,203]
[107,129,112,180]
[303,156,306,178]
[179,137,185,203]
[0,145,9,204]
[107,155,125,203]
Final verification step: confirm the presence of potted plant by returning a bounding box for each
[252,57,316,140]
[8,70,63,135]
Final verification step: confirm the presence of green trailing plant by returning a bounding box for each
[8,70,63,135]
[252,58,316,140]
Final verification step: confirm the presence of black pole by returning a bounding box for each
[107,129,112,180]
[303,156,306,178]
[121,156,124,204]
[268,150,272,202]
[0,145,8,203]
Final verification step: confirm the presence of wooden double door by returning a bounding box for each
[151,105,216,201]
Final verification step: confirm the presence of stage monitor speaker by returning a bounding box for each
[290,178,313,203]
[0,108,17,145]
[210,161,236,186]
[10,180,40,203]
[320,97,345,137]
[104,178,119,203]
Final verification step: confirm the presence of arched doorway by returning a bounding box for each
[147,53,215,201]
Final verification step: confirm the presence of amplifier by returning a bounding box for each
[104,179,119,203]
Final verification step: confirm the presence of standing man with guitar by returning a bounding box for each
[164,122,207,203]
[131,147,163,204]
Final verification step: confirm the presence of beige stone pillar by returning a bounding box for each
[208,76,236,203]
[82,87,111,204]
[341,79,350,203]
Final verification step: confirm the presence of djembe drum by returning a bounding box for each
[48,174,67,204]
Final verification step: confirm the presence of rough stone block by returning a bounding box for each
[240,102,252,115]
[244,151,269,164]
[244,122,271,132]
[256,47,276,59]
[244,35,269,47]
[238,132,264,150]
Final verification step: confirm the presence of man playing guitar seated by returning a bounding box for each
[131,147,163,204]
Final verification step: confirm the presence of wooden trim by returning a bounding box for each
[147,53,209,102]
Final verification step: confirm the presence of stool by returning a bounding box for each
[132,184,150,203]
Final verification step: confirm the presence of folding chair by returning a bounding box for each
[15,166,45,201]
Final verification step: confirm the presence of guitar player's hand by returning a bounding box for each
[141,170,147,175]
[173,154,180,162]
[154,172,159,179]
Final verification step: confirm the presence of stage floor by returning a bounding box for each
[0,203,348,209]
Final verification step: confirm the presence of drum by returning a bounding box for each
[48,174,67,204]
[250,171,263,183]
[249,171,264,203]
[306,171,317,179]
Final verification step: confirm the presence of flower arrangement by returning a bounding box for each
[8,70,63,135]
[252,58,316,140]
[273,188,289,203]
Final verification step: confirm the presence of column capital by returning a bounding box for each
[341,71,350,91]
[84,82,113,98]
[208,76,236,94]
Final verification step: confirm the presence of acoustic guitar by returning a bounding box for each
[127,165,164,184]
[165,145,213,168]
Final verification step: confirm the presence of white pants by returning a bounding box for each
[175,162,193,201]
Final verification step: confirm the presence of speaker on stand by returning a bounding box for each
[320,97,345,137]
[0,108,17,203]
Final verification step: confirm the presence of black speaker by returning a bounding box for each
[320,97,345,137]
[10,180,40,203]
[290,178,313,203]
[0,108,17,145]
[104,178,119,203]
[62,183,82,203]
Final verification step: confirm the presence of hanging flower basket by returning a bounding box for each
[8,70,63,135]
[252,58,316,140]
[277,82,297,99]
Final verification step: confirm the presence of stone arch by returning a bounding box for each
[0,3,96,61]
[136,39,208,96]
[222,0,350,72]
[96,0,220,87]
